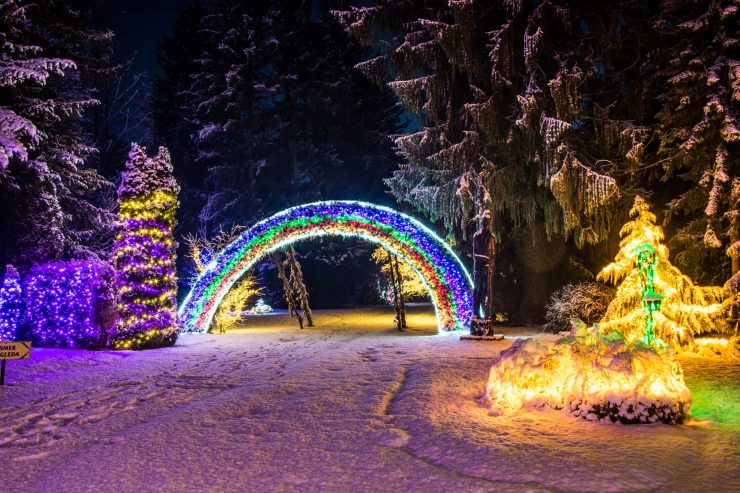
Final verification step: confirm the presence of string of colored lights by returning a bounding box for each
[179,201,473,333]
[23,261,114,348]
[112,146,180,350]
[0,265,22,340]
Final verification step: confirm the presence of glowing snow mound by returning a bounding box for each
[482,329,692,424]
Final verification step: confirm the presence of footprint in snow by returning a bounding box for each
[370,428,410,448]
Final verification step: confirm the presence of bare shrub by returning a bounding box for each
[545,282,615,333]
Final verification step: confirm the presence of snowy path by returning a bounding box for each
[1,307,738,492]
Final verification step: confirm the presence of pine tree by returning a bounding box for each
[0,264,22,340]
[654,0,739,287]
[0,0,113,267]
[112,144,179,349]
[287,246,313,327]
[153,0,402,309]
[597,197,730,349]
[152,3,208,232]
[333,0,657,244]
[334,0,660,321]
[163,0,401,231]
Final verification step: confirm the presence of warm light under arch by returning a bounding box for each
[179,201,473,333]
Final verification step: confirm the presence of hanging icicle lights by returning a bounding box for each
[180,201,473,333]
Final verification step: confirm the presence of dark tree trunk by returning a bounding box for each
[287,246,313,327]
[393,254,407,329]
[273,251,303,329]
[386,250,403,330]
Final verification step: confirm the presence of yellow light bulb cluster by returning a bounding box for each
[596,196,732,350]
[113,184,179,350]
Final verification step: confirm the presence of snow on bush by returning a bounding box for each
[544,282,615,332]
[22,260,115,348]
[112,144,179,349]
[482,326,692,424]
[248,298,273,315]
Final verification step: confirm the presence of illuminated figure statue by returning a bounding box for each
[634,243,664,346]
[472,210,495,335]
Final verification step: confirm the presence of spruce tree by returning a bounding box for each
[334,0,660,320]
[154,0,403,308]
[334,0,740,321]
[152,3,208,232]
[654,0,739,287]
[112,144,179,349]
[597,197,730,349]
[158,0,401,231]
[0,0,113,267]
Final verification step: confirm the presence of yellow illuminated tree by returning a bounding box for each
[372,247,428,300]
[213,277,262,333]
[597,196,730,349]
[185,225,262,332]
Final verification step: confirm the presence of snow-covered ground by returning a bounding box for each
[1,306,738,492]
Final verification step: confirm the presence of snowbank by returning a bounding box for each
[482,328,692,424]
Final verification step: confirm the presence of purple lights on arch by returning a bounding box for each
[179,201,473,334]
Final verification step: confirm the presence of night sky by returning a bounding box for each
[108,0,196,75]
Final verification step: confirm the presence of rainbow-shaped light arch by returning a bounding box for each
[179,201,473,333]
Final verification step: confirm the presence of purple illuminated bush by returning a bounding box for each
[22,260,115,348]
[0,265,22,340]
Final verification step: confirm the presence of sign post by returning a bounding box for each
[0,341,31,385]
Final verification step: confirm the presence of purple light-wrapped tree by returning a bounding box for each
[112,144,180,349]
[0,265,22,340]
[23,261,114,348]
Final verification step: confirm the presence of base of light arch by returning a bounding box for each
[179,201,473,333]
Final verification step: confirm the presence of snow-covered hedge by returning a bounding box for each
[482,327,692,424]
[22,260,115,348]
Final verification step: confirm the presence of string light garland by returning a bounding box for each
[0,265,22,340]
[112,144,180,350]
[179,201,473,333]
[23,261,114,348]
[482,329,692,424]
[597,196,730,350]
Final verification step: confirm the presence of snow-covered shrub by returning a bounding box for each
[482,326,692,424]
[544,282,615,332]
[249,298,273,315]
[112,144,179,349]
[22,260,115,348]
[0,265,22,340]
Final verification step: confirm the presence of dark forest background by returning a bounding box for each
[0,0,737,321]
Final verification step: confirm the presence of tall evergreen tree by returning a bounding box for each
[653,0,739,287]
[112,143,179,349]
[335,0,740,321]
[0,0,113,268]
[335,0,663,320]
[152,3,208,232]
[153,0,403,307]
[157,0,402,231]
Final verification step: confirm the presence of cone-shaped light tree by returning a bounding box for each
[0,265,22,340]
[112,144,180,349]
[597,197,730,349]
